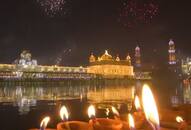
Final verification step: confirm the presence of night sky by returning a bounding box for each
[0,0,191,66]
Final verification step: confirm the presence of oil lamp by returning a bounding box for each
[29,116,55,130]
[142,84,160,130]
[128,114,135,130]
[176,116,188,130]
[111,106,120,120]
[135,95,141,111]
[88,105,122,130]
[133,95,145,129]
[142,84,174,130]
[57,105,91,130]
[111,106,129,130]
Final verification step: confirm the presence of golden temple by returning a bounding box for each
[87,50,134,78]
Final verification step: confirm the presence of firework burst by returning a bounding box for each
[36,0,69,17]
[119,0,159,27]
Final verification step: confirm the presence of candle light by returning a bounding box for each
[60,106,69,122]
[142,84,175,130]
[176,116,188,130]
[57,105,71,130]
[111,106,120,120]
[88,105,122,130]
[159,109,186,129]
[29,116,55,130]
[57,105,91,130]
[40,117,50,130]
[133,95,145,129]
[111,106,129,130]
[142,84,160,130]
[128,114,135,130]
[88,105,96,122]
[135,95,141,111]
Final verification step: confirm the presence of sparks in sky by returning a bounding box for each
[36,0,69,17]
[118,0,159,27]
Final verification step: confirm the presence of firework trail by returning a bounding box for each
[36,0,69,17]
[119,0,159,27]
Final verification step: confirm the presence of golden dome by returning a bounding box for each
[126,54,131,65]
[126,54,131,61]
[98,57,101,61]
[100,50,113,61]
[89,53,96,63]
[116,55,120,61]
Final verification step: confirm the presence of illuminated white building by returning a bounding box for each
[18,50,38,66]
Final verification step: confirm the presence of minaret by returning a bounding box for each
[168,39,176,65]
[135,46,141,67]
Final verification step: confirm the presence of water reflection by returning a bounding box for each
[183,80,191,104]
[0,84,135,115]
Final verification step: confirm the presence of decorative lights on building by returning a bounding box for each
[135,46,141,67]
[116,55,120,61]
[168,39,176,65]
[88,50,134,77]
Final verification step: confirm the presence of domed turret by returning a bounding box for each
[169,39,174,45]
[89,53,96,63]
[126,54,131,65]
[100,50,113,61]
[126,54,131,61]
[116,55,120,61]
[135,46,141,67]
[135,46,140,51]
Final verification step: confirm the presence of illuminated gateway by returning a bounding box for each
[87,50,134,78]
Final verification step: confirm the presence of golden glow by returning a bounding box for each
[106,108,110,116]
[60,105,69,121]
[142,84,160,128]
[88,105,96,119]
[40,116,50,129]
[105,50,109,55]
[176,116,184,123]
[128,114,135,129]
[111,106,119,116]
[135,95,141,110]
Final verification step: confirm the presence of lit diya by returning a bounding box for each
[133,95,145,129]
[111,106,120,120]
[128,113,135,130]
[176,116,189,130]
[29,116,55,130]
[111,106,129,130]
[88,105,122,130]
[142,84,174,130]
[57,105,91,130]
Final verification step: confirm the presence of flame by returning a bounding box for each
[60,105,69,121]
[40,116,50,129]
[142,84,160,128]
[111,106,119,116]
[176,116,184,123]
[88,105,96,119]
[135,95,141,110]
[128,114,135,129]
